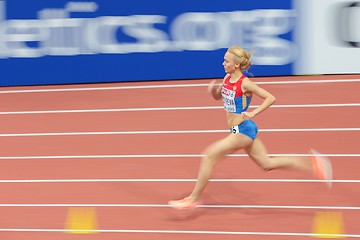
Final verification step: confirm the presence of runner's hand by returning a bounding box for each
[207,80,218,93]
[208,80,223,100]
[241,111,255,120]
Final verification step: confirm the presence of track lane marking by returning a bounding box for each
[0,103,359,115]
[0,203,358,210]
[0,153,358,160]
[0,127,358,137]
[1,78,360,94]
[0,228,358,237]
[0,178,358,183]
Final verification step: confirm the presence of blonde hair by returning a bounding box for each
[227,46,252,71]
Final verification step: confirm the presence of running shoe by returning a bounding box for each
[168,196,197,210]
[310,148,333,189]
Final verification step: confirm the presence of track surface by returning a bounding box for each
[0,75,359,239]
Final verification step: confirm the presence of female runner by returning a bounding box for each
[168,46,333,209]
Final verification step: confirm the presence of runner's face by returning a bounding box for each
[223,52,237,74]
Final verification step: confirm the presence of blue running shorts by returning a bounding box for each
[230,120,258,140]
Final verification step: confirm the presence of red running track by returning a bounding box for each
[0,75,359,240]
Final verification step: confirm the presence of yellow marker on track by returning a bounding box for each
[65,207,98,234]
[312,211,345,238]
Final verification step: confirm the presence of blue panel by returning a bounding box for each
[0,0,295,86]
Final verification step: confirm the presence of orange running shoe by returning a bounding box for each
[168,196,197,210]
[310,148,333,189]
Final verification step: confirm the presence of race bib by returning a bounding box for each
[221,87,236,112]
[231,125,239,134]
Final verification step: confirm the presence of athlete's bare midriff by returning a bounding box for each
[226,112,246,128]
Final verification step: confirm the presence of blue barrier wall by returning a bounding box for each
[2,0,360,87]
[0,0,296,86]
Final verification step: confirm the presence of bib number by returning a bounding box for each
[231,125,239,134]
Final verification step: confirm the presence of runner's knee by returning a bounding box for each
[254,157,275,171]
[201,150,221,165]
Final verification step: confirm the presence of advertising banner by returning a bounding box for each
[0,0,296,86]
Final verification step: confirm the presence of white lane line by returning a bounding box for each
[0,106,220,115]
[0,179,358,183]
[0,106,221,115]
[0,153,358,160]
[0,103,359,115]
[0,128,358,137]
[0,130,226,137]
[0,228,357,238]
[0,78,359,94]
[0,203,358,210]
